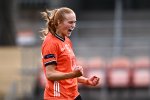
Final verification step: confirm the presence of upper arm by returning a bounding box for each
[46,64,56,75]
[42,42,58,67]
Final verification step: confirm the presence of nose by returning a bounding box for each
[72,22,76,28]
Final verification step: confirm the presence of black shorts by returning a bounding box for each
[75,95,82,100]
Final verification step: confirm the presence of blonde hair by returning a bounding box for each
[40,7,75,39]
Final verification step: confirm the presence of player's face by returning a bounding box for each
[57,12,76,37]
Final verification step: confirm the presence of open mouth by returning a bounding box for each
[68,29,73,32]
[67,29,73,36]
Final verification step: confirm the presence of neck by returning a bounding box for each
[54,33,65,42]
[56,32,65,38]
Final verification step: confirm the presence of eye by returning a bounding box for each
[69,21,76,24]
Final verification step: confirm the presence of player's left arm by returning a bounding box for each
[77,76,100,86]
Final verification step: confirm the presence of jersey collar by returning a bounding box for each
[54,33,65,42]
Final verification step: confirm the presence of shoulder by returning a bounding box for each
[65,37,72,43]
[65,37,73,46]
[42,34,58,48]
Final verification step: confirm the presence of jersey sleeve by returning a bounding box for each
[42,41,58,67]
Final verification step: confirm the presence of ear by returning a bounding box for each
[57,20,60,25]
[55,21,60,27]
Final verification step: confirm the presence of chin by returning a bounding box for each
[67,33,71,37]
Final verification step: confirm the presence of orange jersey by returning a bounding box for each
[41,33,79,100]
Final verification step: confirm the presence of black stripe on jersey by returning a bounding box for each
[54,33,65,42]
[45,61,57,67]
[44,54,55,59]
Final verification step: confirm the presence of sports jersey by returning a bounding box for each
[41,33,79,100]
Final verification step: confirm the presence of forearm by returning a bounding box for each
[77,76,88,84]
[46,70,76,81]
[46,64,82,81]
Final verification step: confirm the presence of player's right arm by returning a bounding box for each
[46,64,83,81]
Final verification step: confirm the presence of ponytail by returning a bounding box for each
[40,9,58,39]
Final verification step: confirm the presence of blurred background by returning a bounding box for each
[0,0,150,100]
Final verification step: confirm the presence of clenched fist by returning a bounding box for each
[73,65,83,77]
[86,76,100,86]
